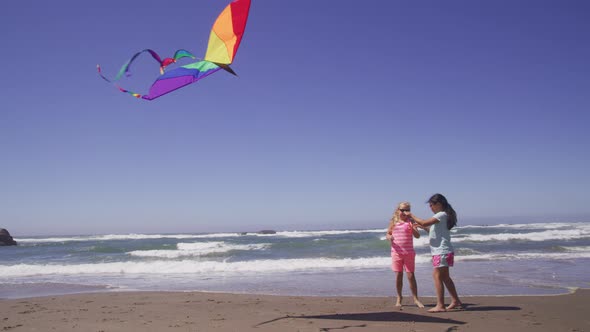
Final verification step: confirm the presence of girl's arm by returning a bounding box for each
[411,224,421,238]
[410,214,440,228]
[386,221,394,240]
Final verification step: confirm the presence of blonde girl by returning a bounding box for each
[386,201,424,308]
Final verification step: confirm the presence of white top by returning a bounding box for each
[429,211,454,255]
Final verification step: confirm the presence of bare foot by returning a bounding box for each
[428,306,446,313]
[413,298,425,308]
[446,302,464,310]
[395,296,403,307]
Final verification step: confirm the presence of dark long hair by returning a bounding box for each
[428,193,457,230]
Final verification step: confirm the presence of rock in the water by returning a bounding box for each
[257,230,277,235]
[0,228,17,246]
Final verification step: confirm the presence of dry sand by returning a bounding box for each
[1,289,588,331]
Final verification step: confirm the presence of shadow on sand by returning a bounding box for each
[255,310,465,327]
[255,304,522,327]
[459,304,521,312]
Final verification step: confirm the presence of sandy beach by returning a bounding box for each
[1,289,588,332]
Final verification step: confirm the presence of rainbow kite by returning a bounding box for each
[98,0,251,100]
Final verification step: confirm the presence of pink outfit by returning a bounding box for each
[390,221,416,272]
[391,221,415,255]
[432,252,454,267]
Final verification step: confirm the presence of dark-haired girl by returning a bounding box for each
[410,193,462,312]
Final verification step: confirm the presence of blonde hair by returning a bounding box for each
[389,201,411,227]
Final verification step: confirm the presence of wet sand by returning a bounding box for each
[1,289,588,331]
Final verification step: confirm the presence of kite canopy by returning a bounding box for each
[204,0,251,65]
[142,61,222,100]
[98,0,251,100]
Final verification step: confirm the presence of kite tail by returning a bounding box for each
[124,49,164,78]
[115,84,142,99]
[98,65,143,98]
[97,66,143,98]
[97,49,165,99]
[173,49,196,61]
[96,49,164,83]
[159,49,197,74]
[98,48,197,81]
[97,64,114,83]
[122,48,196,77]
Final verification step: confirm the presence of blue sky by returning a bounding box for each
[1,0,589,235]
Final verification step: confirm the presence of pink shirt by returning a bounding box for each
[391,221,415,255]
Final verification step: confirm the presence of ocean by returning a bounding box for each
[1,222,588,299]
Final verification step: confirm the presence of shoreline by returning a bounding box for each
[2,289,588,331]
[1,280,582,301]
[0,285,583,301]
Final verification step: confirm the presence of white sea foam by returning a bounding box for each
[182,233,249,239]
[168,229,388,239]
[15,234,207,243]
[459,222,589,230]
[13,222,589,244]
[379,235,430,248]
[566,246,590,252]
[0,257,391,277]
[453,228,589,243]
[273,229,386,238]
[2,249,589,278]
[15,229,388,243]
[460,251,590,261]
[127,242,270,258]
[389,222,589,244]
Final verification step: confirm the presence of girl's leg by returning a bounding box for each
[442,271,462,309]
[406,272,424,308]
[395,272,404,306]
[429,267,446,312]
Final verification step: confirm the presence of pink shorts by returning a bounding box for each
[391,252,416,273]
[432,252,454,268]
